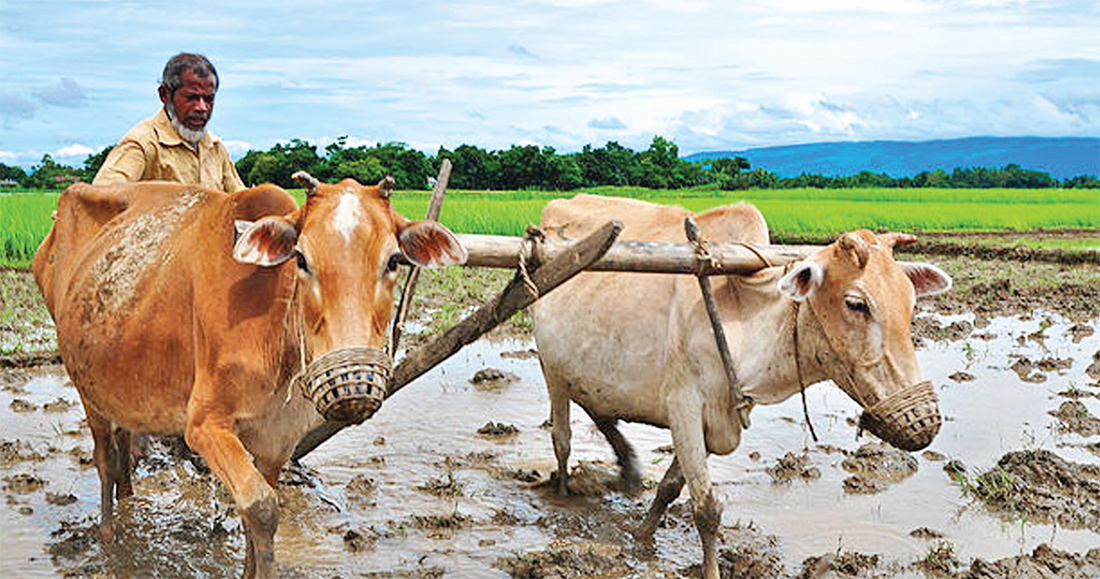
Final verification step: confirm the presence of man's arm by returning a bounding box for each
[220,146,246,193]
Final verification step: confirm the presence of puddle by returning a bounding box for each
[1,312,1097,577]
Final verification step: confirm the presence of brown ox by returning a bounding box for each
[33,175,466,578]
[530,194,951,579]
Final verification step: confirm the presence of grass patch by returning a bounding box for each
[3,186,1097,269]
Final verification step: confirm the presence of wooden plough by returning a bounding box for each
[292,166,818,460]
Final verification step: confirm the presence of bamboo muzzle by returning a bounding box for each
[858,380,940,451]
[301,346,391,424]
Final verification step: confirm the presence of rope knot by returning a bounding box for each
[517,225,545,299]
[691,236,721,276]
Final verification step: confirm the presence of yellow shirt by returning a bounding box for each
[93,108,246,193]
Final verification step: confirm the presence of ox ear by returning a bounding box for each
[778,261,824,301]
[233,216,300,267]
[398,221,468,267]
[899,262,953,297]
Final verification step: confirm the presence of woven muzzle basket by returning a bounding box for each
[858,380,941,452]
[301,346,392,425]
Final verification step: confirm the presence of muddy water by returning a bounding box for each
[1,311,1097,577]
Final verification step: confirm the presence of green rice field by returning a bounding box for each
[3,186,1098,269]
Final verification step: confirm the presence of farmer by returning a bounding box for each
[93,52,245,193]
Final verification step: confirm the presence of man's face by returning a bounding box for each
[161,69,216,133]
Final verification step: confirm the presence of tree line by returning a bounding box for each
[2,135,1097,190]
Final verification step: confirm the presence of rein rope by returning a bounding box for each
[286,277,311,407]
[790,298,818,442]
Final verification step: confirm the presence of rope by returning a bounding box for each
[286,278,310,407]
[690,236,721,276]
[517,226,544,299]
[791,300,818,443]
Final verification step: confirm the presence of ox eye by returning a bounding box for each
[295,250,310,273]
[385,253,402,274]
[845,296,870,316]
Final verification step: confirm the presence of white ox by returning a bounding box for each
[530,194,952,579]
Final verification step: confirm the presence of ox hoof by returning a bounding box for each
[100,522,116,544]
[619,472,643,497]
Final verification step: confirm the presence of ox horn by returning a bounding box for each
[838,231,871,268]
[880,232,919,251]
[377,175,396,199]
[292,171,322,196]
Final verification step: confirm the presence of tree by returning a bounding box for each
[705,156,751,189]
[496,145,546,189]
[635,136,702,189]
[0,163,28,186]
[575,142,638,187]
[441,144,499,189]
[81,146,114,182]
[1064,175,1100,188]
[236,139,325,187]
[26,155,81,189]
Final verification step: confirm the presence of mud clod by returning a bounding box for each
[766,451,820,484]
[962,450,1100,530]
[841,443,918,494]
[470,367,519,389]
[478,422,520,438]
[1050,400,1100,437]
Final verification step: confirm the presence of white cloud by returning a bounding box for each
[55,144,94,157]
[0,0,1097,166]
[222,140,252,158]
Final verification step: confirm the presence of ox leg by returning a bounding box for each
[585,411,642,495]
[84,408,124,541]
[186,416,279,579]
[546,375,573,496]
[669,411,723,579]
[113,428,133,500]
[636,456,684,540]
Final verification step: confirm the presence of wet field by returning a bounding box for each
[2,308,1097,578]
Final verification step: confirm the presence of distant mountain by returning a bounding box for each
[684,137,1100,180]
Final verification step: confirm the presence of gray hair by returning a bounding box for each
[160,53,219,95]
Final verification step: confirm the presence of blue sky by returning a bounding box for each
[1,0,1097,170]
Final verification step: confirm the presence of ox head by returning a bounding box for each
[231,173,466,423]
[777,230,951,451]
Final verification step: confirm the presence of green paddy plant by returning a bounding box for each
[916,540,958,575]
[3,187,1098,269]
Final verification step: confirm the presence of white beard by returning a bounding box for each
[165,103,208,144]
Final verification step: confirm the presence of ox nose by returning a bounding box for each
[857,380,941,451]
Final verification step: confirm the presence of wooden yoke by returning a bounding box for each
[456,233,817,274]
